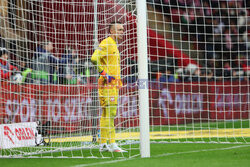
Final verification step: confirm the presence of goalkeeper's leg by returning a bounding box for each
[99,105,117,145]
[100,108,108,144]
[99,107,110,152]
[106,105,127,152]
[99,105,126,152]
[106,105,117,144]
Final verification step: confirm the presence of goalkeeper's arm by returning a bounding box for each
[99,70,115,83]
[91,49,115,83]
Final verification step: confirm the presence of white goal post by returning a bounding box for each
[137,0,150,158]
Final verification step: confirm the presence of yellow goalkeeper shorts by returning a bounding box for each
[98,76,120,107]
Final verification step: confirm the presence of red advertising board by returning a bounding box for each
[208,81,249,120]
[0,81,249,132]
[155,82,209,125]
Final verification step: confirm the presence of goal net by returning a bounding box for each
[0,0,249,158]
[147,0,250,144]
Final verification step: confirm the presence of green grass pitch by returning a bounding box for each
[0,143,250,167]
[0,120,250,167]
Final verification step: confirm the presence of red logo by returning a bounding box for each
[3,125,36,145]
[15,128,35,141]
[4,126,15,144]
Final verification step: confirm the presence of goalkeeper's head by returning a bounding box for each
[0,47,8,61]
[109,21,124,41]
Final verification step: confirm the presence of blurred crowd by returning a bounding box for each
[147,0,250,83]
[0,39,97,85]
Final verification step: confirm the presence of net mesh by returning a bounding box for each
[147,0,250,144]
[0,0,139,158]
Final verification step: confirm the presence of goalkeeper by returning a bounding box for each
[91,21,126,152]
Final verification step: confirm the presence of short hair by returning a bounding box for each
[0,47,8,57]
[109,21,123,33]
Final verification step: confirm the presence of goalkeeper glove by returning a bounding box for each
[100,70,115,83]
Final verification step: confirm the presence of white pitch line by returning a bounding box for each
[152,144,250,158]
[71,144,250,167]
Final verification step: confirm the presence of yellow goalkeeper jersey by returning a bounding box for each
[91,36,121,81]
